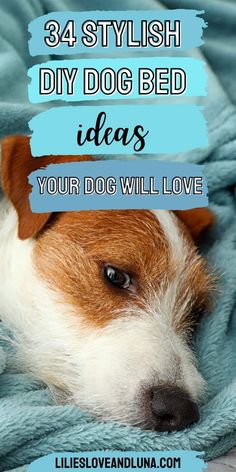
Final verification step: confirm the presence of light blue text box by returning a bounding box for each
[28,451,206,472]
[28,57,207,103]
[29,105,208,156]
[29,160,208,213]
[28,10,206,56]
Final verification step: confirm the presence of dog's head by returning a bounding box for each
[1,136,214,431]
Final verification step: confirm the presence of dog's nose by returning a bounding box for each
[149,385,199,432]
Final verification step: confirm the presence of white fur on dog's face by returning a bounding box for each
[0,203,212,428]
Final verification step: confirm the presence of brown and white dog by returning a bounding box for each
[0,136,214,432]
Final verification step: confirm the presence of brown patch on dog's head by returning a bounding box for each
[33,209,213,330]
[33,210,170,327]
[1,135,91,240]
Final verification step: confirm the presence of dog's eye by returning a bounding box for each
[104,265,131,289]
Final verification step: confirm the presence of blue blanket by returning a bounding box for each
[0,1,236,471]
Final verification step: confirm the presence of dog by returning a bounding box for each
[0,135,214,431]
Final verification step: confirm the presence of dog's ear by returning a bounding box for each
[174,208,214,241]
[1,135,91,240]
[1,135,52,240]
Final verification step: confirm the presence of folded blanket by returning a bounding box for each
[0,1,236,471]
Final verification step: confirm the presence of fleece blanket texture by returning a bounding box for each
[0,0,236,470]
